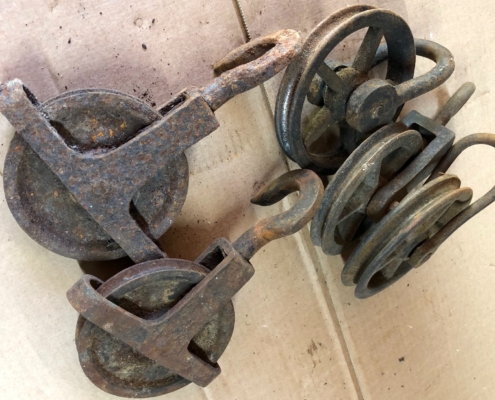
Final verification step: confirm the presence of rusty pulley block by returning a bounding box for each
[66,169,323,397]
[311,83,475,256]
[274,5,495,298]
[313,83,487,298]
[275,5,455,174]
[0,29,300,263]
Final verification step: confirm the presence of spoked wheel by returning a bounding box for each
[310,123,423,255]
[275,5,416,174]
[75,259,235,398]
[3,89,188,260]
[342,175,472,298]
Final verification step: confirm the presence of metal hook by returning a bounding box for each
[66,169,322,394]
[232,169,323,260]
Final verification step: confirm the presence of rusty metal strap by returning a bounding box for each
[0,81,218,263]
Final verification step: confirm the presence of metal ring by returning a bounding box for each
[201,29,301,111]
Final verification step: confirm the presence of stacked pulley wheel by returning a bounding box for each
[275,5,454,174]
[275,5,495,298]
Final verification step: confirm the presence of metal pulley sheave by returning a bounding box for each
[1,2,494,398]
[311,83,475,257]
[0,29,301,263]
[345,128,495,298]
[67,169,323,397]
[275,5,455,174]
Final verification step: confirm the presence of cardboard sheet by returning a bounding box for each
[2,0,495,399]
[238,0,495,399]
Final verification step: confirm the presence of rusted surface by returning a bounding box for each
[0,27,305,397]
[366,83,474,221]
[0,29,301,263]
[70,252,244,397]
[202,29,301,111]
[346,175,472,298]
[307,82,481,297]
[408,133,495,269]
[4,89,179,261]
[72,259,236,398]
[369,38,455,113]
[67,169,323,397]
[275,6,456,174]
[310,123,422,255]
[365,113,454,222]
[275,5,415,174]
[2,84,198,262]
[233,169,323,259]
[1,82,214,262]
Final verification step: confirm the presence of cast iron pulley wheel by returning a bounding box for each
[75,259,235,398]
[342,175,472,298]
[1,30,302,263]
[3,89,188,261]
[275,5,416,174]
[310,123,423,255]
